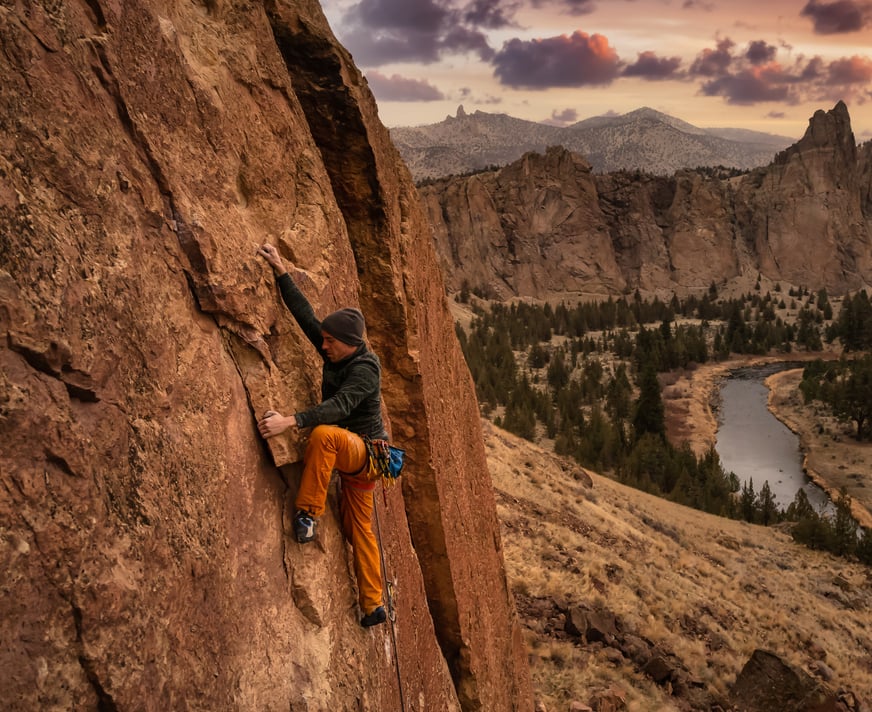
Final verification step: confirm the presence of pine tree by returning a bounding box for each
[831,488,858,556]
[740,478,757,522]
[757,481,779,525]
[633,363,665,441]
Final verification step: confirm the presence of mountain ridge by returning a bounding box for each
[392,105,794,180]
[419,101,872,300]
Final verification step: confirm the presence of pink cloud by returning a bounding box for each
[492,30,621,88]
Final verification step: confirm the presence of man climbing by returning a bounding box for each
[256,243,387,628]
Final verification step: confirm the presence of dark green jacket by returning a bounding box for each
[277,273,387,439]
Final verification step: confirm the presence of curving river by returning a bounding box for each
[715,363,831,512]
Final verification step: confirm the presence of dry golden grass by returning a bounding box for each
[485,420,872,710]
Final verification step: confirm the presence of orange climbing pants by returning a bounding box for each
[295,424,383,614]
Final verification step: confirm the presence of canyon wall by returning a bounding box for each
[422,102,872,301]
[0,1,530,710]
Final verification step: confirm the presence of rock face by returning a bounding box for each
[0,2,530,711]
[421,102,872,300]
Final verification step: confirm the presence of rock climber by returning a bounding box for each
[256,243,386,628]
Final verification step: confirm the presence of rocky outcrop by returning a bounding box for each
[0,2,530,710]
[729,649,856,712]
[421,102,872,300]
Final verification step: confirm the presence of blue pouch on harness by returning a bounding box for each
[387,444,405,479]
[364,437,405,484]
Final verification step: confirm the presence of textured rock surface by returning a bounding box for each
[0,1,530,710]
[421,102,872,300]
[729,649,849,712]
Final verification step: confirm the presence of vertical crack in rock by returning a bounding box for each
[71,601,118,711]
[264,5,471,702]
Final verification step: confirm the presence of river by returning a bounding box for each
[715,363,831,512]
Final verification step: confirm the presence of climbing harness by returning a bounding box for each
[363,436,406,486]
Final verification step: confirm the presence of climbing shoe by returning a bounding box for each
[293,510,316,543]
[360,606,387,628]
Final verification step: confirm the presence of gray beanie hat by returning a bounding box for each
[321,308,366,346]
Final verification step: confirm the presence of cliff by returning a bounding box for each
[421,102,872,300]
[0,2,531,710]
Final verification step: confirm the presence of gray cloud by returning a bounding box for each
[700,70,792,104]
[623,51,682,79]
[492,31,622,88]
[459,86,504,104]
[543,107,580,125]
[365,71,446,100]
[800,0,872,34]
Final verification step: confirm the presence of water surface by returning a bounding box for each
[715,364,830,512]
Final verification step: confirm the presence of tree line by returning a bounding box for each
[455,286,872,563]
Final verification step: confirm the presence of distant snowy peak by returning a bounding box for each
[391,107,795,181]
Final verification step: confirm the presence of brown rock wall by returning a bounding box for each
[1,1,530,710]
[422,102,872,300]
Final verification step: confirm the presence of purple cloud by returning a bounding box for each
[801,56,825,80]
[700,68,792,104]
[800,0,872,33]
[530,0,596,14]
[827,55,872,83]
[441,24,496,60]
[337,0,509,66]
[623,51,682,79]
[492,31,622,88]
[365,71,446,101]
[689,38,735,76]
[746,40,777,65]
[691,44,872,107]
[561,0,598,14]
[463,0,519,28]
[352,0,446,34]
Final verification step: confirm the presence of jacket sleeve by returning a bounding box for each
[276,272,325,356]
[294,360,378,428]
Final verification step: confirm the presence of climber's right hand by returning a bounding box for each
[257,243,288,275]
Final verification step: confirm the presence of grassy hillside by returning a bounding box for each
[484,420,872,710]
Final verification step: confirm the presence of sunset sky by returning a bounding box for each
[319,0,872,141]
